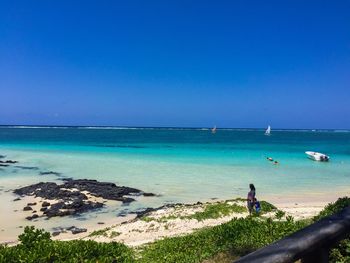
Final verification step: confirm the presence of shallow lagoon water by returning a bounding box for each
[0,127,350,240]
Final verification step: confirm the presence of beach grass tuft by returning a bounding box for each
[89,227,111,237]
[188,202,246,221]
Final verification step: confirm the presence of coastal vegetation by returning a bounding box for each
[0,226,134,263]
[137,216,306,263]
[1,198,349,263]
[89,227,111,237]
[141,200,247,223]
[312,197,350,263]
[188,202,246,221]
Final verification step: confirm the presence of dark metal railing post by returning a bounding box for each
[301,246,329,263]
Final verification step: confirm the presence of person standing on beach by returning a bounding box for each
[247,184,256,215]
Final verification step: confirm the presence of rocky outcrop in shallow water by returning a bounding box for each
[0,160,18,164]
[14,179,153,203]
[61,179,150,201]
[39,171,61,176]
[14,179,156,219]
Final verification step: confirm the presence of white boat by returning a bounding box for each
[305,151,330,162]
[265,125,271,136]
[211,126,217,134]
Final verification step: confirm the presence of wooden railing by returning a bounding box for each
[234,206,350,263]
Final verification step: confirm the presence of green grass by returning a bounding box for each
[140,216,153,222]
[88,227,111,237]
[142,201,247,223]
[110,231,121,238]
[259,201,277,213]
[274,210,286,220]
[141,214,179,223]
[138,217,307,263]
[188,202,246,221]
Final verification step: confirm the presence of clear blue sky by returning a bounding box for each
[0,1,349,128]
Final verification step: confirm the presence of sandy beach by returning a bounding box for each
[1,190,342,247]
[82,196,342,246]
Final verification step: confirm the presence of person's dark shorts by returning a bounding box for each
[247,201,254,210]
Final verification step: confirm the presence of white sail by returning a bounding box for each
[211,125,217,134]
[265,125,271,135]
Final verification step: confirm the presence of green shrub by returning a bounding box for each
[313,197,350,263]
[0,227,134,263]
[259,201,277,213]
[139,217,306,263]
[18,226,51,249]
[275,210,286,220]
[189,202,246,221]
[313,197,350,222]
[89,227,111,237]
[110,231,121,238]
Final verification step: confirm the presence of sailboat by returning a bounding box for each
[211,126,217,134]
[265,125,271,136]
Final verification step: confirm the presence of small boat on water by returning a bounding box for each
[305,151,330,162]
[211,126,217,134]
[265,125,271,136]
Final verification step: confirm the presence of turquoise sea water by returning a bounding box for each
[1,127,350,211]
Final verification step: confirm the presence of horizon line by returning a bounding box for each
[0,124,349,131]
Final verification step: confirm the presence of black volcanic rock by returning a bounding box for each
[61,177,73,181]
[14,182,61,198]
[52,231,61,236]
[133,207,157,218]
[70,227,87,234]
[121,197,135,204]
[143,192,156,197]
[14,166,39,170]
[40,171,61,176]
[42,201,50,207]
[0,160,17,164]
[32,214,39,219]
[23,206,33,211]
[61,179,143,201]
[25,214,39,221]
[14,179,156,219]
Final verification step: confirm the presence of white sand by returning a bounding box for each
[1,192,345,246]
[80,198,334,247]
